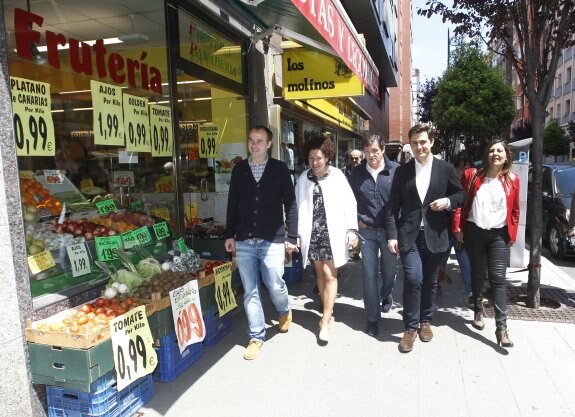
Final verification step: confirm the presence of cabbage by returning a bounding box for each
[113,268,143,295]
[136,258,162,282]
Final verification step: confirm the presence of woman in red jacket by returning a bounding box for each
[453,140,520,348]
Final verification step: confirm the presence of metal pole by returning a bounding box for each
[447,28,450,68]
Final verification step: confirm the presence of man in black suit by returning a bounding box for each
[386,124,464,353]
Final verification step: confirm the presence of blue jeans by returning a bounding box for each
[358,227,398,323]
[235,239,290,342]
[399,230,443,330]
[440,236,472,295]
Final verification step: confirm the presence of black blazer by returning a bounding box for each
[385,158,463,253]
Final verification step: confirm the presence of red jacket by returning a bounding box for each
[453,168,521,243]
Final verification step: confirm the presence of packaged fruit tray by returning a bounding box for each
[25,297,156,349]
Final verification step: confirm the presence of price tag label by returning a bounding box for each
[10,77,56,157]
[121,230,138,250]
[153,222,170,240]
[66,243,91,277]
[150,105,173,157]
[198,124,219,158]
[130,200,143,211]
[151,207,170,220]
[109,306,157,391]
[124,93,151,152]
[27,250,56,275]
[176,237,189,254]
[154,176,174,193]
[113,171,135,188]
[43,170,63,184]
[169,280,205,353]
[214,262,237,316]
[134,226,152,245]
[91,80,124,146]
[96,199,117,216]
[95,236,122,261]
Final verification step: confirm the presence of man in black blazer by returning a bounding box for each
[386,124,463,353]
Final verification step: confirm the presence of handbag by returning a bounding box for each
[455,169,479,250]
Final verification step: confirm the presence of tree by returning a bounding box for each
[420,0,575,308]
[432,44,515,161]
[417,77,439,123]
[543,119,570,160]
[567,120,575,144]
[511,122,532,142]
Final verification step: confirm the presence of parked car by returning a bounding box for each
[528,162,575,259]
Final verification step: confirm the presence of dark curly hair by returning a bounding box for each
[304,134,335,161]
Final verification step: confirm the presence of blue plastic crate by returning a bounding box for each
[47,371,153,417]
[153,333,203,383]
[203,306,233,347]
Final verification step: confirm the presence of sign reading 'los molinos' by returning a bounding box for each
[282,49,364,100]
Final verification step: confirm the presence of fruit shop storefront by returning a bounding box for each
[0,0,257,415]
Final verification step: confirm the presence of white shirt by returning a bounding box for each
[366,161,385,181]
[415,157,433,204]
[468,177,507,229]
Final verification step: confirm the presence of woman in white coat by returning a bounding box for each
[296,134,358,342]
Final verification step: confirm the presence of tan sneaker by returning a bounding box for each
[278,309,292,333]
[398,329,417,353]
[243,340,263,360]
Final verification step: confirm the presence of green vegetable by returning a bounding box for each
[136,257,162,282]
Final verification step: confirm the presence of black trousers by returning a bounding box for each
[464,221,510,330]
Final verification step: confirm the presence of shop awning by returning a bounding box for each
[230,0,380,99]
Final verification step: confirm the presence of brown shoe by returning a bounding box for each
[495,329,514,348]
[399,329,417,353]
[418,322,433,342]
[472,311,485,330]
[243,340,263,360]
[278,309,292,333]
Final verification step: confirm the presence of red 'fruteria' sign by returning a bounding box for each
[290,0,380,99]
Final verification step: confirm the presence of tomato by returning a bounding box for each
[95,307,106,315]
[94,298,106,307]
[123,297,134,306]
[105,309,117,317]
[69,325,80,334]
[79,304,92,314]
[115,308,127,316]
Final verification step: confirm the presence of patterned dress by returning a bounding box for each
[307,168,333,261]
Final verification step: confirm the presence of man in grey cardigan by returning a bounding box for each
[224,125,299,360]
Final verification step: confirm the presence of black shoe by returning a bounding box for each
[366,321,379,337]
[382,295,393,313]
[312,285,319,294]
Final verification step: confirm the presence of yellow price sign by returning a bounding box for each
[198,124,219,158]
[27,250,56,275]
[91,80,124,146]
[150,105,173,157]
[123,93,151,152]
[151,208,171,220]
[213,262,237,316]
[155,176,174,193]
[109,306,157,391]
[10,77,56,156]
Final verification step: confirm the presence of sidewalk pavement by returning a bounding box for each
[140,251,575,417]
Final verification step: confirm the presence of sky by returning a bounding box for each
[411,0,455,81]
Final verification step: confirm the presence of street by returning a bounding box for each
[541,245,575,278]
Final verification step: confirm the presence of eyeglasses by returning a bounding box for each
[352,157,360,161]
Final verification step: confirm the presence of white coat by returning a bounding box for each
[296,167,358,268]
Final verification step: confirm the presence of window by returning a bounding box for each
[565,99,571,116]
[567,67,572,83]
[557,103,561,117]
[556,72,562,89]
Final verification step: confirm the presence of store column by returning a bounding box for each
[0,9,43,417]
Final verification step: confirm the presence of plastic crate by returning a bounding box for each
[153,332,203,383]
[47,371,153,417]
[199,283,217,314]
[203,306,233,347]
[283,252,303,284]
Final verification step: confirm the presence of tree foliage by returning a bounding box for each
[511,122,532,142]
[432,44,515,159]
[417,77,439,123]
[543,119,570,159]
[419,0,575,308]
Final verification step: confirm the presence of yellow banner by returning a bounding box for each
[91,80,124,146]
[10,77,55,156]
[283,49,364,100]
[198,124,220,158]
[213,262,237,316]
[150,105,173,157]
[123,93,150,152]
[294,99,354,131]
[28,250,56,275]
